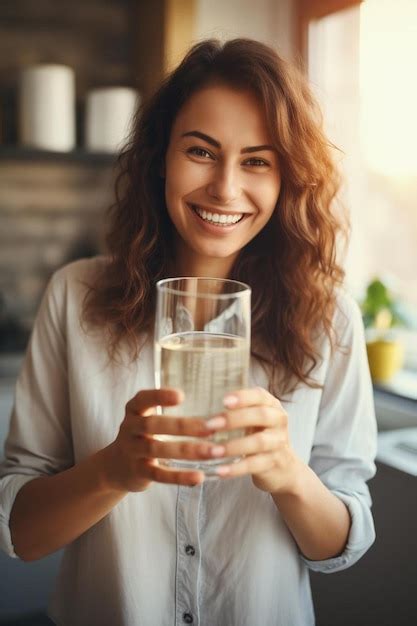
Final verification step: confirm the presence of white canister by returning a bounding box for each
[19,64,76,152]
[85,87,140,153]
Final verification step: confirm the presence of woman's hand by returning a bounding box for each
[103,388,224,493]
[209,386,303,495]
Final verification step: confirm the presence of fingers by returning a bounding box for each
[127,388,184,417]
[223,386,281,410]
[127,387,285,438]
[130,403,286,439]
[129,413,215,438]
[126,389,288,464]
[141,459,205,486]
[121,387,288,488]
[216,450,279,479]
[133,423,285,466]
[137,435,226,461]
[127,388,214,437]
[127,389,218,438]
[210,405,287,432]
[212,428,285,459]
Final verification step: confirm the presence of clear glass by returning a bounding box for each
[154,277,251,479]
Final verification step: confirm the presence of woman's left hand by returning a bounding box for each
[210,387,302,495]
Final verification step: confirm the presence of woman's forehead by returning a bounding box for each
[171,83,272,146]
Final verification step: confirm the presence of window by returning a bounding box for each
[297,0,417,386]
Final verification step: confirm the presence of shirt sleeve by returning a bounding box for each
[0,269,74,558]
[301,293,378,573]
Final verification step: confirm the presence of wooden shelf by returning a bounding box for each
[0,145,117,166]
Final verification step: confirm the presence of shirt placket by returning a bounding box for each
[175,482,204,626]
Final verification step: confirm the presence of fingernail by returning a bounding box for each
[216,465,231,476]
[211,445,226,457]
[224,394,238,408]
[205,416,226,429]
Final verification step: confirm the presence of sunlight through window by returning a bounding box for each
[360,0,417,176]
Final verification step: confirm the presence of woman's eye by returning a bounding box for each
[245,158,268,167]
[187,147,213,159]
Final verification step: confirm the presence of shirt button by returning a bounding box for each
[182,612,194,623]
[185,544,195,556]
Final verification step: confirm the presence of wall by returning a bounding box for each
[194,0,296,60]
[0,0,132,350]
[0,158,114,348]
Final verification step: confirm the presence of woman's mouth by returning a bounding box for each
[188,203,245,227]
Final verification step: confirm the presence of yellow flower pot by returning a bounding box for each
[366,340,404,383]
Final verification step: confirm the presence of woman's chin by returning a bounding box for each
[193,244,239,261]
[175,242,240,275]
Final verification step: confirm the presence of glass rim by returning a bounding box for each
[156,276,251,299]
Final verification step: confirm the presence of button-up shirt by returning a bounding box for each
[0,257,377,626]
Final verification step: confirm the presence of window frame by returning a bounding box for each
[295,0,363,63]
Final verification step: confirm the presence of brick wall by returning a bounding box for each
[0,0,132,351]
[0,157,115,350]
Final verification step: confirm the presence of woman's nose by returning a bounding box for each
[206,163,241,203]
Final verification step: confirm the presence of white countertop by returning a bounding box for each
[377,428,417,476]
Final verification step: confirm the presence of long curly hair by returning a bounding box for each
[82,38,348,396]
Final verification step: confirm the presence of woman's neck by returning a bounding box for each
[173,249,237,279]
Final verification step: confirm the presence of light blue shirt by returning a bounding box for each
[0,257,377,626]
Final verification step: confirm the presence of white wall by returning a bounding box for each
[194,0,296,60]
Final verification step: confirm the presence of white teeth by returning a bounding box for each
[192,205,243,226]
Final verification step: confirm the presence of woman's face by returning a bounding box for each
[164,83,281,276]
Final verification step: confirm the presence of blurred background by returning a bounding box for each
[0,1,416,625]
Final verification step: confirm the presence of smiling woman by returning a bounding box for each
[0,38,377,626]
[164,84,281,276]
[82,38,346,396]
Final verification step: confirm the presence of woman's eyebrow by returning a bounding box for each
[181,130,275,154]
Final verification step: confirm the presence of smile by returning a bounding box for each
[189,204,245,226]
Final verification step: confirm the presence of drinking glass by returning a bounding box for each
[154,277,251,478]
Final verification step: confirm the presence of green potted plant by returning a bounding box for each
[361,279,406,383]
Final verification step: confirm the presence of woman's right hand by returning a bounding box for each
[102,388,222,492]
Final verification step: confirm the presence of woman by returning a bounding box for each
[0,39,377,625]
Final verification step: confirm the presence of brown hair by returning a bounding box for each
[82,38,348,396]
